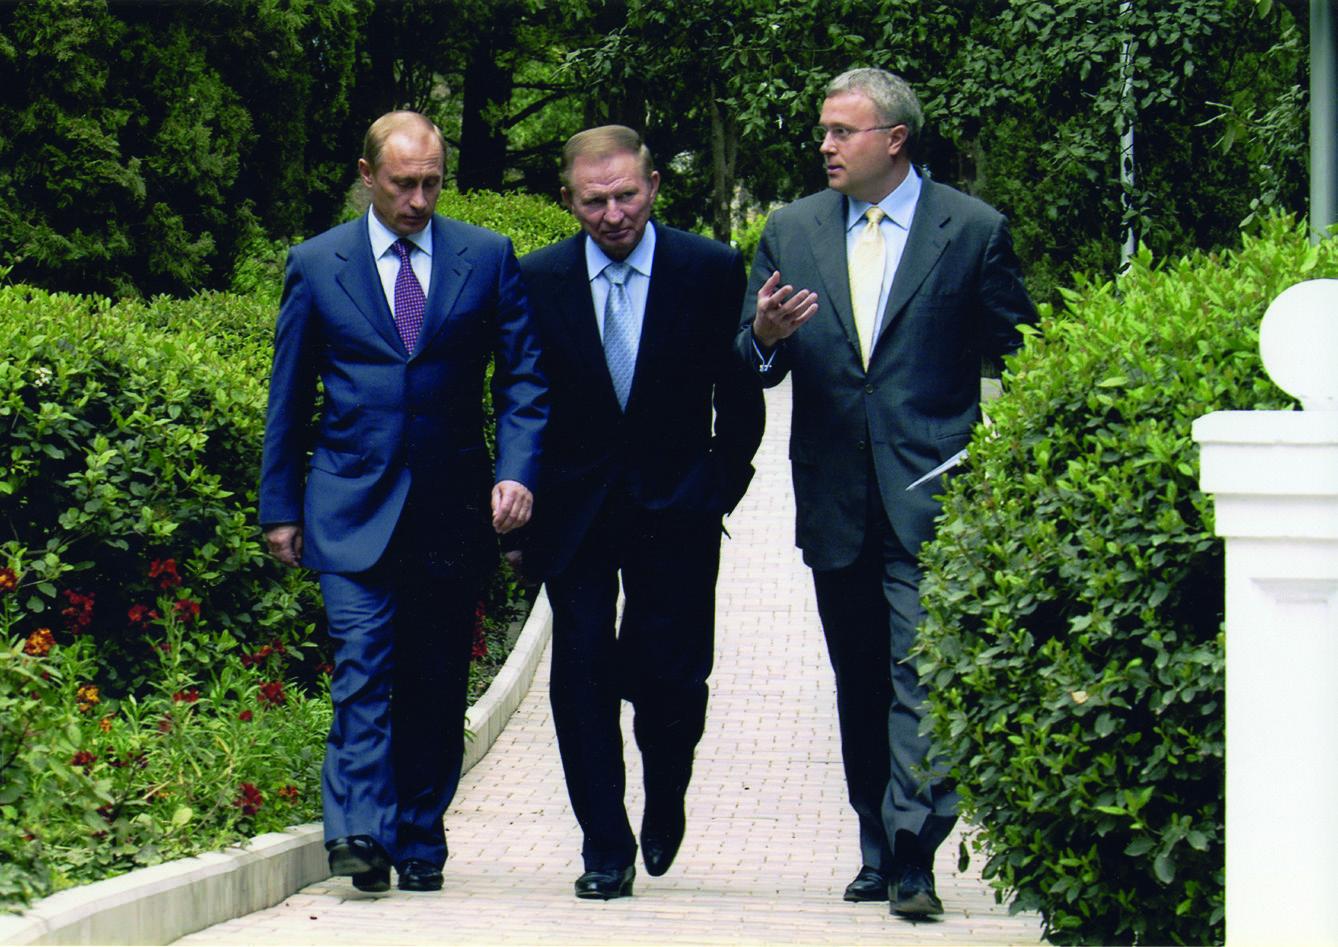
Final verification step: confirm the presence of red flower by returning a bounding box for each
[241,644,275,668]
[70,750,96,770]
[471,602,488,660]
[0,567,17,593]
[127,603,160,627]
[23,627,55,657]
[157,714,173,733]
[238,709,254,722]
[277,785,299,802]
[316,662,334,676]
[62,590,94,634]
[257,680,286,707]
[173,599,200,623]
[172,689,200,704]
[235,782,263,816]
[148,558,182,590]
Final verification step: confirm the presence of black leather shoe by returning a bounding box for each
[352,868,390,892]
[326,835,392,877]
[397,858,444,892]
[891,866,944,917]
[641,806,686,877]
[574,865,635,900]
[843,865,891,902]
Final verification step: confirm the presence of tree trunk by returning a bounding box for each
[456,18,515,192]
[708,80,737,244]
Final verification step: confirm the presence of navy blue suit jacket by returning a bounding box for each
[259,212,547,576]
[518,225,764,579]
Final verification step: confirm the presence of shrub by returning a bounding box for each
[914,216,1337,945]
[0,582,328,912]
[0,283,322,697]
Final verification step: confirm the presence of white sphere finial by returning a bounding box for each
[1259,279,1338,411]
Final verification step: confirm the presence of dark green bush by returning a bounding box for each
[0,283,323,696]
[915,217,1337,945]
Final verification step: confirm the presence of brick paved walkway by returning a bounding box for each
[177,381,1044,945]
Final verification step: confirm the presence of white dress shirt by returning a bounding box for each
[585,221,657,349]
[367,208,432,312]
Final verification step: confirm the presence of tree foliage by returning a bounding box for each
[0,0,371,297]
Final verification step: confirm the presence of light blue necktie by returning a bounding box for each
[602,261,636,410]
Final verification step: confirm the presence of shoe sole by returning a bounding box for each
[575,883,634,900]
[398,878,444,892]
[893,892,944,916]
[328,846,390,877]
[351,871,390,893]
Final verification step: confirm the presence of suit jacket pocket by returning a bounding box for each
[310,446,368,478]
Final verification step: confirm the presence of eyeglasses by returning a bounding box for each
[813,124,898,144]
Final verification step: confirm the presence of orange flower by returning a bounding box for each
[23,627,55,657]
[98,715,114,733]
[277,785,299,802]
[0,567,17,593]
[76,683,100,712]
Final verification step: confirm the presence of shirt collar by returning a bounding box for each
[367,207,433,260]
[846,165,921,233]
[584,221,657,282]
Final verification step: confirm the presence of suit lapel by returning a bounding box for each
[415,216,471,359]
[630,225,685,412]
[876,179,949,347]
[805,191,862,363]
[545,235,617,404]
[332,221,404,354]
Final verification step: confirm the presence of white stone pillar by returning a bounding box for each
[1193,279,1338,946]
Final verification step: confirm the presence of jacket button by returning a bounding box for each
[864,384,874,394]
[856,440,866,451]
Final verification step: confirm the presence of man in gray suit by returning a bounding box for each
[736,68,1035,917]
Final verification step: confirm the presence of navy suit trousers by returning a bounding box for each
[318,494,481,869]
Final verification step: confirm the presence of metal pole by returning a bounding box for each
[1119,0,1136,268]
[1312,0,1338,241]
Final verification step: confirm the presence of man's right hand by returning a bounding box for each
[265,524,303,568]
[752,270,819,348]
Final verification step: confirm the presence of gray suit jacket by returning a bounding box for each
[735,179,1035,571]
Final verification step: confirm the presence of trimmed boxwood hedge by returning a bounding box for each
[914,217,1337,945]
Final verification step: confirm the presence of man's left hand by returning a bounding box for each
[491,480,533,534]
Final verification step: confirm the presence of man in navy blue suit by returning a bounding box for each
[517,126,763,900]
[259,111,547,894]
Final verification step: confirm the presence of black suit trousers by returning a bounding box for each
[810,473,959,875]
[545,493,721,872]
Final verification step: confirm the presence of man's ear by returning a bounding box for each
[357,158,374,189]
[886,124,909,160]
[560,186,572,209]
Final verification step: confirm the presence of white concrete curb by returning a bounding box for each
[0,589,553,946]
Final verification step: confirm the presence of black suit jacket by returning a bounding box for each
[520,224,765,579]
[736,180,1035,571]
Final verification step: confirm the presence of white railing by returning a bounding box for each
[1192,278,1338,946]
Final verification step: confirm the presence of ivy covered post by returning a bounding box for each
[1193,278,1338,945]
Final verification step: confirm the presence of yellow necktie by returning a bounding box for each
[848,207,886,368]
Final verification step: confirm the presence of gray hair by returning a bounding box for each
[826,68,923,158]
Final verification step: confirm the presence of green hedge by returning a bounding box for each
[914,217,1336,945]
[0,282,318,696]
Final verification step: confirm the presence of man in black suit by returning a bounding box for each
[518,125,764,900]
[736,69,1036,916]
